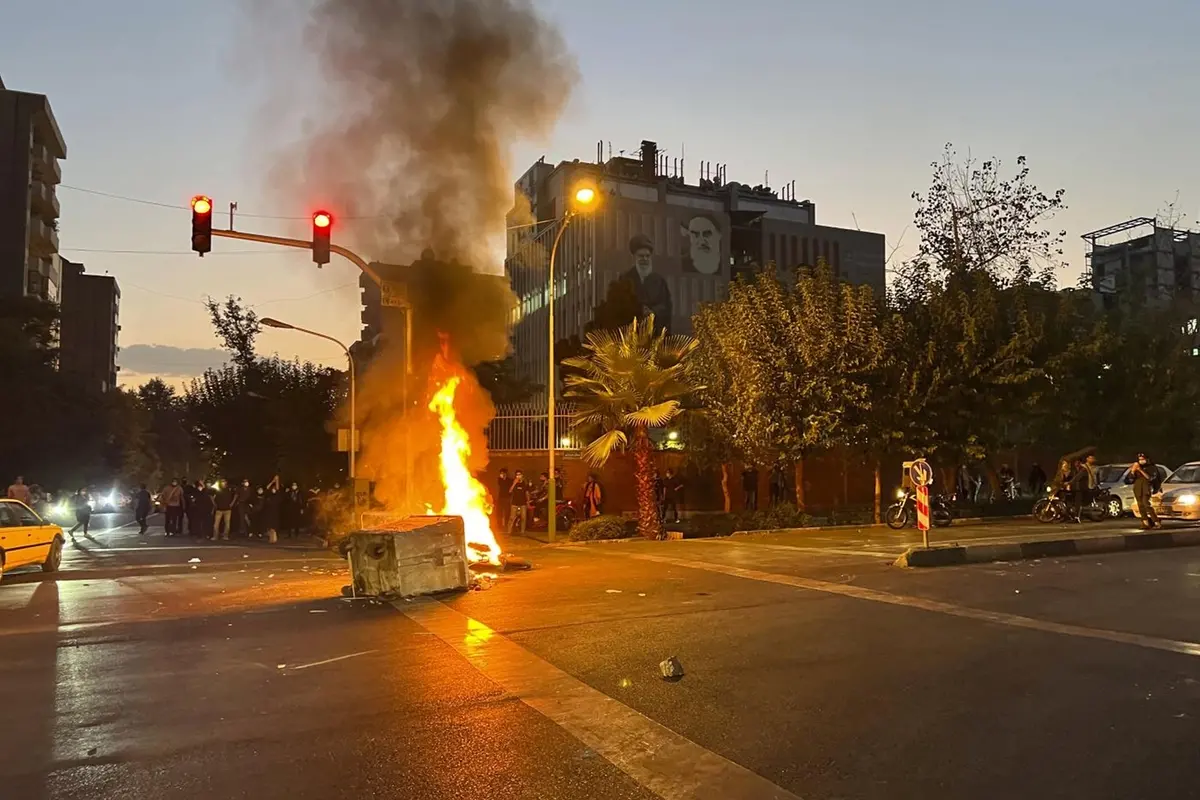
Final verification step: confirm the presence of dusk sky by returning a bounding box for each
[3,0,1198,388]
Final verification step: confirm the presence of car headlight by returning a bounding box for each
[1176,494,1197,506]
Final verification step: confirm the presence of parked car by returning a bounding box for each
[0,499,66,583]
[1150,461,1200,521]
[1095,462,1174,517]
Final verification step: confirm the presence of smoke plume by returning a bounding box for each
[243,0,576,510]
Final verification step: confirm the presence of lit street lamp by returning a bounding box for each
[546,183,599,543]
[261,318,357,483]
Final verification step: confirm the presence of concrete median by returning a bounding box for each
[895,528,1200,568]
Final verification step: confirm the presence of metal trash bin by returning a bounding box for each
[346,515,469,598]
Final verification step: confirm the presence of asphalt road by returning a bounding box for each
[2,514,1198,799]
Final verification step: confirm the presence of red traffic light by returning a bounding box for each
[313,211,332,228]
[192,196,212,215]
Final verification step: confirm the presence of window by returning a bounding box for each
[0,505,20,527]
[12,504,41,526]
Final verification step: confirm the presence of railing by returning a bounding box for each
[488,403,580,451]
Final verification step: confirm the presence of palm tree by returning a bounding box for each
[563,315,699,539]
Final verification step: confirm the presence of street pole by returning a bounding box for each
[546,213,575,544]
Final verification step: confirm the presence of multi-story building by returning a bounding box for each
[505,140,886,392]
[60,259,120,392]
[0,74,66,301]
[1083,217,1200,309]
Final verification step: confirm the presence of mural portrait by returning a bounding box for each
[680,213,723,275]
[623,233,672,333]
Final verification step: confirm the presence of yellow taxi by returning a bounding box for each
[0,498,65,583]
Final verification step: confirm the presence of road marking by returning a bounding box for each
[609,552,1200,659]
[694,540,901,560]
[398,598,801,800]
[288,650,378,671]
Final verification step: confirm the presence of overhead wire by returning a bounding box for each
[57,184,387,221]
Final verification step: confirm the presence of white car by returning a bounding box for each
[1151,462,1200,520]
[1095,462,1174,516]
[0,499,65,583]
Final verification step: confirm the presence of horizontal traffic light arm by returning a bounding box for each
[210,228,384,287]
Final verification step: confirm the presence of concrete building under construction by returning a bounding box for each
[1083,217,1200,308]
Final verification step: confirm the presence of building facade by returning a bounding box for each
[0,74,66,301]
[505,140,886,393]
[1084,217,1200,309]
[60,259,120,392]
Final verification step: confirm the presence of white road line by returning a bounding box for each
[398,599,801,800]
[693,540,902,560]
[288,650,378,671]
[609,552,1200,659]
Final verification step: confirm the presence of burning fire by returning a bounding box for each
[427,376,502,565]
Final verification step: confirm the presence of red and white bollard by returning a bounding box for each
[916,484,931,549]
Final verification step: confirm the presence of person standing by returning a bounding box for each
[235,480,254,538]
[1027,462,1047,496]
[768,465,785,507]
[212,481,234,541]
[261,486,281,544]
[6,475,31,505]
[159,479,184,535]
[509,471,529,534]
[192,484,215,541]
[134,483,152,535]
[68,488,91,537]
[662,469,684,524]
[742,466,759,511]
[495,468,514,533]
[582,473,604,519]
[1129,454,1161,530]
[181,478,198,536]
[1067,459,1089,522]
[282,482,303,538]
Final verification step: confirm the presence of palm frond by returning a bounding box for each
[581,428,628,466]
[624,400,681,428]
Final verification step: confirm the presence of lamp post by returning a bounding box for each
[261,316,357,489]
[546,184,598,543]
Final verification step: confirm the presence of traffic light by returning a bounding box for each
[312,210,332,266]
[191,195,212,255]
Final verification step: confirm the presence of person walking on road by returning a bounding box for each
[282,482,303,538]
[1129,453,1162,530]
[212,481,234,541]
[160,479,184,536]
[191,483,214,540]
[235,480,254,538]
[68,488,91,537]
[134,483,152,534]
[7,475,31,505]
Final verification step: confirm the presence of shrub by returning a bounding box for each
[685,504,815,537]
[568,514,632,542]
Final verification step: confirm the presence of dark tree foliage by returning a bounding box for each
[205,295,261,371]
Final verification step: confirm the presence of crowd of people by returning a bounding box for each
[141,476,322,543]
[490,467,687,534]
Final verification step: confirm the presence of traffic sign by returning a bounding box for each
[381,280,407,308]
[908,458,933,488]
[916,485,930,532]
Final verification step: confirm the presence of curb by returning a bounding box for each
[732,515,1033,537]
[895,528,1200,568]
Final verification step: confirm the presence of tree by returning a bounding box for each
[206,295,261,371]
[564,315,699,539]
[692,264,886,509]
[137,378,198,483]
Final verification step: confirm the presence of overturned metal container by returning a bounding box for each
[346,515,469,598]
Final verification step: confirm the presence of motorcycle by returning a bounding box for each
[999,475,1019,502]
[1033,486,1115,524]
[518,498,578,532]
[885,488,953,530]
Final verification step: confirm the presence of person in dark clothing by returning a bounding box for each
[212,481,234,541]
[768,465,786,507]
[261,486,281,543]
[661,469,684,523]
[509,471,529,533]
[742,467,759,511]
[305,487,321,535]
[182,478,198,536]
[191,485,214,540]
[1028,463,1047,495]
[68,488,91,536]
[134,484,152,535]
[160,479,184,535]
[532,472,550,523]
[248,487,266,539]
[622,233,672,334]
[553,467,565,499]
[1129,454,1161,529]
[235,480,254,537]
[282,482,303,538]
[495,468,513,533]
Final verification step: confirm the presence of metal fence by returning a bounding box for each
[488,403,580,452]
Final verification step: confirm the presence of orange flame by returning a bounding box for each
[427,376,501,565]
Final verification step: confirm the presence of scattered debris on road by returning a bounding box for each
[660,656,685,681]
[188,558,201,564]
[606,589,622,594]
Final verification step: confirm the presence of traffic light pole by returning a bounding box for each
[209,228,415,513]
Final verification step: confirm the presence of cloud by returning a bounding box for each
[118,345,230,380]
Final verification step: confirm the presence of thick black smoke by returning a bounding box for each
[244,0,576,509]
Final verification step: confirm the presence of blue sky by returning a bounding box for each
[3,0,1198,386]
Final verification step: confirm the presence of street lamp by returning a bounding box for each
[261,317,357,484]
[546,182,599,543]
